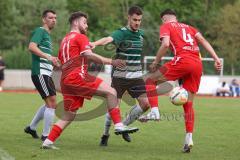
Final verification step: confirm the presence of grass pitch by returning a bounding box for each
[0,92,239,160]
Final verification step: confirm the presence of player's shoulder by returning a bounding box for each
[78,33,89,41]
[71,32,89,40]
[112,27,126,34]
[179,22,198,32]
[111,27,126,37]
[32,27,45,33]
[116,27,130,34]
[120,27,128,31]
[138,29,144,35]
[160,22,170,30]
[75,33,90,45]
[188,24,198,31]
[177,22,196,29]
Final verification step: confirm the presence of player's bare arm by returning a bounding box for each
[195,33,222,71]
[83,50,126,68]
[150,36,170,72]
[28,42,60,67]
[90,37,114,49]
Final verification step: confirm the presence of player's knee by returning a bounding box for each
[138,96,150,111]
[107,87,117,97]
[101,86,117,99]
[141,101,150,111]
[45,96,57,109]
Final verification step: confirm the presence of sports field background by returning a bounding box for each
[0,92,239,160]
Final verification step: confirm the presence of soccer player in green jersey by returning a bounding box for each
[24,10,59,141]
[92,6,159,146]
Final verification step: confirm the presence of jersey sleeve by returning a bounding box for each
[159,24,170,40]
[77,34,91,54]
[111,30,124,45]
[30,28,44,44]
[190,26,200,37]
[139,29,144,37]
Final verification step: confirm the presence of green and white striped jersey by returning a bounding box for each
[111,27,144,79]
[30,27,53,76]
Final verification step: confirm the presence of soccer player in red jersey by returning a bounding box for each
[143,9,222,153]
[41,11,138,149]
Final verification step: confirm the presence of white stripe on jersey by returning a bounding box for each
[118,52,141,57]
[126,60,141,63]
[39,46,52,52]
[113,70,143,79]
[40,69,52,76]
[67,40,70,61]
[81,58,84,74]
[40,63,53,71]
[62,42,67,63]
[194,32,201,37]
[125,48,142,51]
[126,71,143,78]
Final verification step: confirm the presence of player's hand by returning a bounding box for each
[47,55,61,67]
[149,62,158,72]
[112,59,126,68]
[214,59,222,72]
[89,42,96,49]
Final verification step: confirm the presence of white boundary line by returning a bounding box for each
[0,148,15,160]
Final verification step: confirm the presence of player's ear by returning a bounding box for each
[72,19,79,26]
[161,17,165,23]
[42,17,46,24]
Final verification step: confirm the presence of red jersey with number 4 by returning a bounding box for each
[58,31,91,77]
[160,22,200,57]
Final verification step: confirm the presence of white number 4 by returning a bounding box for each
[182,28,193,45]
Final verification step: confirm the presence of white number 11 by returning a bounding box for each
[182,28,193,45]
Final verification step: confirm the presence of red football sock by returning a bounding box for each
[183,102,194,133]
[108,107,121,124]
[48,124,63,142]
[145,78,158,108]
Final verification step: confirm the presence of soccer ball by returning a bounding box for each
[169,87,188,105]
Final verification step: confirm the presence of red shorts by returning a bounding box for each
[159,56,202,93]
[61,73,103,112]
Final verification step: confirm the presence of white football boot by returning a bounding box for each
[114,123,139,135]
[41,139,59,150]
[138,107,160,122]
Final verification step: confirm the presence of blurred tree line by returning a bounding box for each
[0,0,239,75]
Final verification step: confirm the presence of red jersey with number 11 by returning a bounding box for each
[160,22,200,57]
[58,32,91,77]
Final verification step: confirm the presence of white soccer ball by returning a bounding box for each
[169,87,188,105]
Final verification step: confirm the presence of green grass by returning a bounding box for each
[0,92,240,160]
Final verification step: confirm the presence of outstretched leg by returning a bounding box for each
[182,92,195,153]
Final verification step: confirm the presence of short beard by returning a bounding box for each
[80,29,86,34]
[130,25,138,31]
[49,26,54,30]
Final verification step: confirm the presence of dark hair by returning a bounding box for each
[42,9,56,18]
[128,6,143,16]
[160,9,176,18]
[69,11,88,24]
